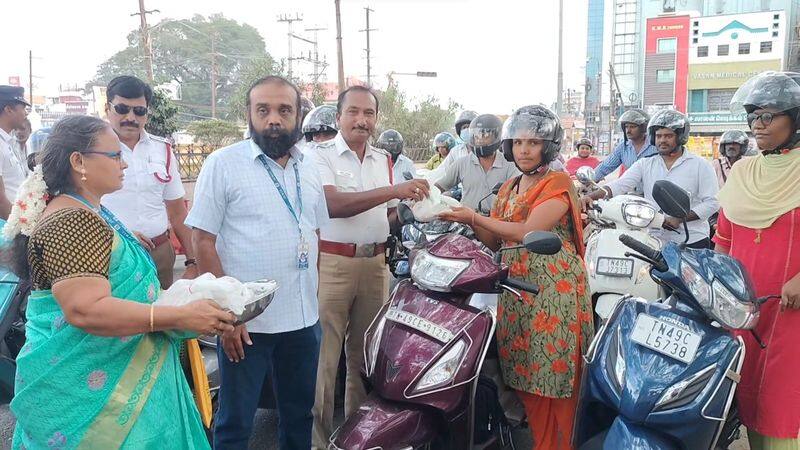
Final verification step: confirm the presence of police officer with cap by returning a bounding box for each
[0,86,30,219]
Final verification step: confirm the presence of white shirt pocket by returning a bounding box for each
[334,170,358,192]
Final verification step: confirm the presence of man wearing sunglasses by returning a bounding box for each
[0,86,30,220]
[101,75,197,288]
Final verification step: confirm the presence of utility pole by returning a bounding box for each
[210,32,218,119]
[335,0,345,92]
[278,13,303,81]
[360,7,376,87]
[556,0,564,115]
[305,26,329,83]
[131,0,158,82]
[28,51,33,105]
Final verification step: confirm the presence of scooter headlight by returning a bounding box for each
[622,203,656,228]
[711,280,758,330]
[411,250,470,292]
[681,259,759,330]
[585,238,598,278]
[412,340,467,394]
[681,261,713,309]
[654,364,716,411]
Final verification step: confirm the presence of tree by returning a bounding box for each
[145,89,179,138]
[187,120,243,149]
[227,57,286,123]
[377,81,459,155]
[93,14,272,122]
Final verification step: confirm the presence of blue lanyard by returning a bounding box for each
[258,154,303,228]
[66,194,157,268]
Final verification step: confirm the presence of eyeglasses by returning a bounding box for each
[108,102,148,117]
[82,150,124,162]
[747,111,787,127]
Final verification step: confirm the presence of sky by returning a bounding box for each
[1,0,590,115]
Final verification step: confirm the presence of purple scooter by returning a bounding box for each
[330,205,562,450]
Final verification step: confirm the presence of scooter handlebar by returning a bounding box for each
[503,278,540,296]
[619,234,668,272]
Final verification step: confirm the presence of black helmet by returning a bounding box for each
[647,109,690,147]
[574,137,593,150]
[455,110,478,136]
[501,105,563,172]
[469,114,503,157]
[300,97,315,121]
[302,105,338,141]
[376,129,404,156]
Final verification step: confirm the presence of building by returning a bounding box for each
[687,10,786,136]
[642,14,692,112]
[586,0,799,149]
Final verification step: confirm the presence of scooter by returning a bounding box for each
[574,180,765,450]
[0,267,27,404]
[576,167,665,323]
[330,204,562,450]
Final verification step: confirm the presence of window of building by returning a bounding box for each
[697,46,709,57]
[761,41,773,53]
[773,31,779,37]
[689,90,706,113]
[658,38,677,53]
[693,37,699,44]
[739,43,750,54]
[773,22,780,29]
[657,69,675,83]
[707,89,737,112]
[718,44,729,56]
[774,13,780,20]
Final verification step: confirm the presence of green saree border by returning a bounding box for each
[77,333,167,449]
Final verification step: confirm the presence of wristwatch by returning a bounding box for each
[184,258,197,267]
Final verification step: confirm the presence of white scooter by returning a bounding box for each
[576,167,665,323]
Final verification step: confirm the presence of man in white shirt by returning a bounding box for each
[427,110,477,182]
[375,129,418,181]
[11,118,30,176]
[436,114,520,213]
[0,86,30,219]
[100,76,196,288]
[312,86,429,449]
[581,109,719,248]
[188,76,329,449]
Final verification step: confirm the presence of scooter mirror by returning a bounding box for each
[652,180,691,219]
[576,166,596,186]
[397,202,416,225]
[491,182,503,195]
[523,231,562,255]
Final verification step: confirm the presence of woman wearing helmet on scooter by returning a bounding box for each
[714,71,800,450]
[440,105,593,450]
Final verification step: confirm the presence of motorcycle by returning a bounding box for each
[330,203,562,450]
[576,167,665,324]
[574,180,766,450]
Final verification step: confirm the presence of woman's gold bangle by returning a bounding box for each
[149,304,155,333]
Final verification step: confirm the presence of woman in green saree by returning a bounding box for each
[4,115,235,449]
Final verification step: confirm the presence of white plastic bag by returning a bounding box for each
[155,273,277,315]
[411,185,461,222]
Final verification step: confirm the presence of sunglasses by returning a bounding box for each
[747,111,786,127]
[109,102,148,117]
[82,150,124,162]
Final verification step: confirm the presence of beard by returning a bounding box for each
[250,123,301,159]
